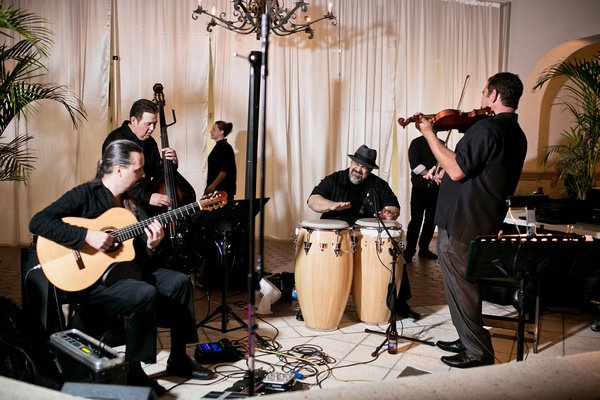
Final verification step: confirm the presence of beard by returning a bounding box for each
[349,169,367,184]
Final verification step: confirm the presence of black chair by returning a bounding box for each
[21,245,126,346]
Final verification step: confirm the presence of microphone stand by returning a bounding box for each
[243,13,270,397]
[361,195,435,354]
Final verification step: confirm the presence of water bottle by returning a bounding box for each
[387,320,399,354]
[291,288,300,311]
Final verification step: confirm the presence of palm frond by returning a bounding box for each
[0,2,87,183]
[0,82,87,133]
[534,51,600,199]
[534,52,600,96]
[0,2,53,58]
[0,39,47,74]
[0,134,35,182]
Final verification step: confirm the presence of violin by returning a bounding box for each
[397,107,494,133]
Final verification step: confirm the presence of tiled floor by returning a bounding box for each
[1,237,600,399]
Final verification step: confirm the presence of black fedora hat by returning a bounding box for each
[348,145,379,169]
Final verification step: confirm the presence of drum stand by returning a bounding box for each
[363,210,435,354]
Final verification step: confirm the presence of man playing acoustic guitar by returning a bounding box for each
[30,139,216,396]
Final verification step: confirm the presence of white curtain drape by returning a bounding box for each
[111,0,210,194]
[1,0,111,245]
[0,0,508,245]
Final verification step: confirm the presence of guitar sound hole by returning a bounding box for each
[103,229,121,254]
[107,242,122,253]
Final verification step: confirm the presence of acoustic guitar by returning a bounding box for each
[36,191,227,292]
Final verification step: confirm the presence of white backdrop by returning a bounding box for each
[0,0,508,245]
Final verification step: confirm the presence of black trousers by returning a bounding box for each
[398,264,412,302]
[405,186,438,257]
[84,267,198,364]
[437,229,494,359]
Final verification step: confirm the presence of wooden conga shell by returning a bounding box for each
[352,218,404,325]
[294,219,353,331]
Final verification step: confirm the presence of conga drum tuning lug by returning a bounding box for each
[304,241,312,254]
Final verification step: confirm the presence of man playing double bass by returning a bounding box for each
[102,99,179,210]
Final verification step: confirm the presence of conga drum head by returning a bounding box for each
[354,218,402,237]
[300,219,349,230]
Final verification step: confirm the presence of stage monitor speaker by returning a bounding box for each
[61,382,154,400]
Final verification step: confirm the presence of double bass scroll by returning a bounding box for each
[152,83,196,207]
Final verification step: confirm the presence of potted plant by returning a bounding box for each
[534,51,600,201]
[1,1,86,182]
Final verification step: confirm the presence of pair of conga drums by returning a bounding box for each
[293,218,404,331]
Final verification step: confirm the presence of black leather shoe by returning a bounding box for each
[396,303,421,321]
[436,339,466,353]
[418,249,438,259]
[440,351,494,369]
[128,368,166,397]
[166,355,215,380]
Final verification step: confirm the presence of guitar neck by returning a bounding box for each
[113,201,200,242]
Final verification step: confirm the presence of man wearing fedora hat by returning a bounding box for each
[308,145,399,223]
[307,144,420,320]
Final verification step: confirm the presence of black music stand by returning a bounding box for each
[196,198,269,333]
[465,234,586,361]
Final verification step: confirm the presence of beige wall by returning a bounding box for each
[505,0,600,197]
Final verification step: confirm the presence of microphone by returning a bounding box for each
[360,190,372,214]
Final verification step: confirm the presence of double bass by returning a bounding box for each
[152,83,199,274]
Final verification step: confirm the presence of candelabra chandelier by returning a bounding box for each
[192,0,337,39]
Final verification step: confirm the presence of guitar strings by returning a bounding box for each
[110,193,224,242]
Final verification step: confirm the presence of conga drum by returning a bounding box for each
[294,219,353,331]
[352,218,404,325]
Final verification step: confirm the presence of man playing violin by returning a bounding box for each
[413,72,527,368]
[102,99,179,210]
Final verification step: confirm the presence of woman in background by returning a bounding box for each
[204,120,236,200]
